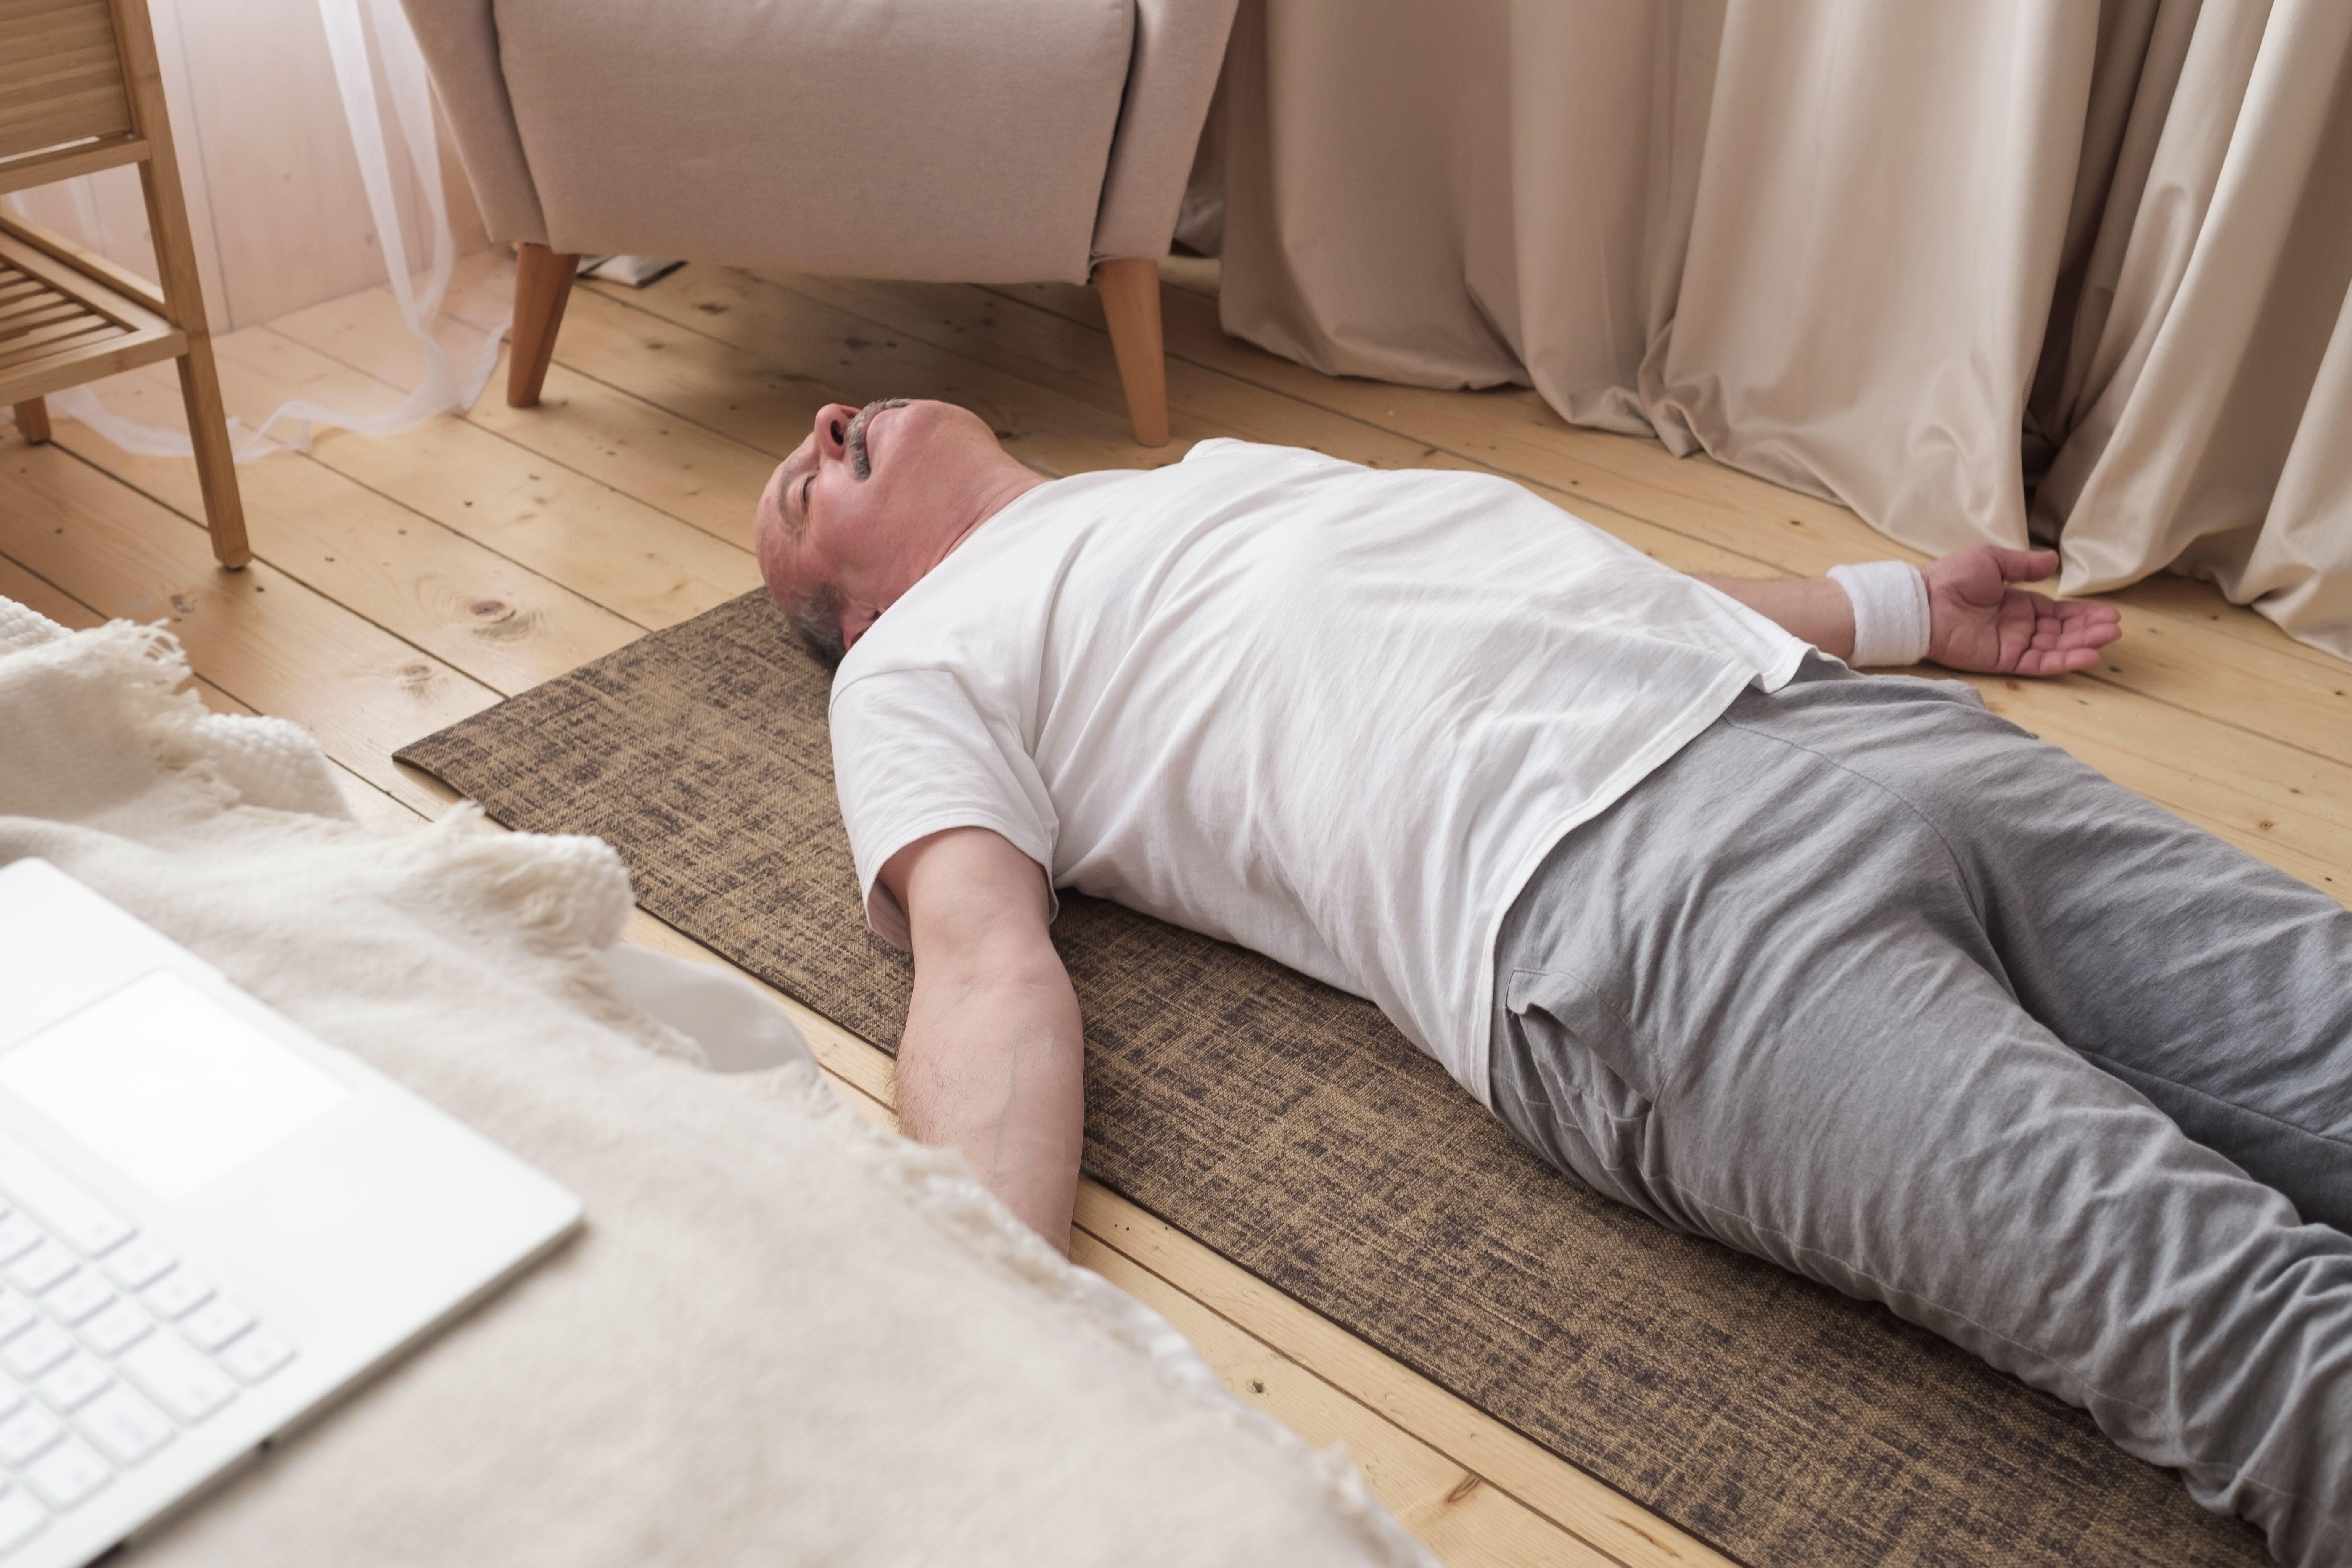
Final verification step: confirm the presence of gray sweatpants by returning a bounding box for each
[1488,658,2352,1567]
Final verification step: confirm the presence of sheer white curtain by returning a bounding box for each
[1214,0,2352,659]
[2,0,503,458]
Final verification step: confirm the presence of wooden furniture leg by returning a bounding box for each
[509,243,579,408]
[176,337,251,567]
[1095,257,1170,447]
[11,400,50,444]
[113,0,251,568]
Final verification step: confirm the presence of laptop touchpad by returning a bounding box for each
[0,971,349,1202]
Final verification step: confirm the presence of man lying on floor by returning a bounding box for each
[753,398,2349,1567]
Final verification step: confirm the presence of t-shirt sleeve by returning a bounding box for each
[828,668,1058,949]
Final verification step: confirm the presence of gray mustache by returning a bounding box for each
[846,399,908,481]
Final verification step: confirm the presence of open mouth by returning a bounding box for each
[845,398,908,481]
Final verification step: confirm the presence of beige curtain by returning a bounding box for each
[2032,0,2352,650]
[1216,0,2352,657]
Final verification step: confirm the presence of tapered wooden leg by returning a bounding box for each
[11,399,50,444]
[176,338,251,569]
[509,242,579,408]
[1095,256,1169,447]
[120,54,247,568]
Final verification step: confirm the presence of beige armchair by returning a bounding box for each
[402,0,1238,447]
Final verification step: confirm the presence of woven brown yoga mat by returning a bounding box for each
[398,591,2267,1568]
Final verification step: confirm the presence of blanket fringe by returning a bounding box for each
[0,618,349,820]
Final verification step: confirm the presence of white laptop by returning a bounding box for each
[0,858,583,1566]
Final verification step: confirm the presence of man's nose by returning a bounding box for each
[811,403,858,460]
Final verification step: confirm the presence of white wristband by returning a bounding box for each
[1826,561,1931,668]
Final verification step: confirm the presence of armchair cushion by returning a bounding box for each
[1091,0,1240,261]
[407,0,550,244]
[489,0,1135,284]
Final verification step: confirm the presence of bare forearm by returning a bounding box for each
[882,827,1085,1250]
[896,952,1085,1250]
[1694,573,1855,659]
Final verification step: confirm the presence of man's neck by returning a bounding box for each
[935,457,1052,565]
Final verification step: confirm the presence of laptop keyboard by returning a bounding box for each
[0,1136,297,1557]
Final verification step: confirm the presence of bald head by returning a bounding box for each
[753,398,1047,666]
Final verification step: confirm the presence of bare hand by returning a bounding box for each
[1925,546,2120,677]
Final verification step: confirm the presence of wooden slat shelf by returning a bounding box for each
[0,0,246,564]
[0,228,179,402]
[0,0,129,160]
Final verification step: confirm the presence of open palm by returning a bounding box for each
[1925,546,2121,676]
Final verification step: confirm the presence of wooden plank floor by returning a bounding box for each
[5,249,2347,1567]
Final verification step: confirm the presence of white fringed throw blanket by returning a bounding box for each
[0,599,1427,1568]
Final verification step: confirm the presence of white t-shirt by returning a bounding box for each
[829,440,1806,1106]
